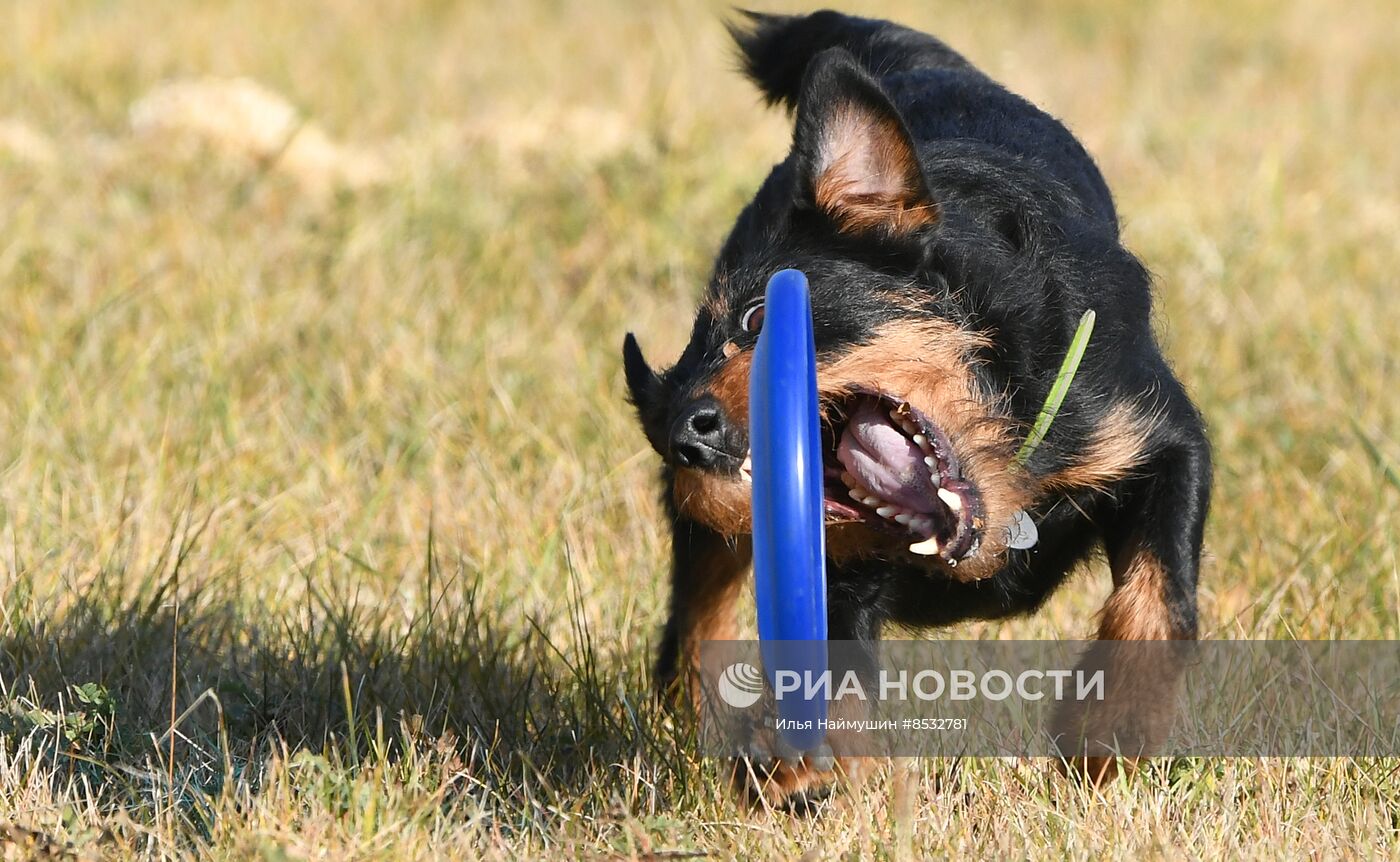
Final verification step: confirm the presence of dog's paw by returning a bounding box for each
[730,747,862,813]
[1050,699,1159,787]
[1050,641,1183,786]
[719,691,878,811]
[1058,753,1134,786]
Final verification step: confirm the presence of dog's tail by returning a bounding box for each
[728,10,977,111]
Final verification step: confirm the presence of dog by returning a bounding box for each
[623,10,1211,808]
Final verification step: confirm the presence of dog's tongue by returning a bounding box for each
[836,401,937,512]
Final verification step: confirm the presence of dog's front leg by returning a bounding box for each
[653,515,750,709]
[1055,434,1212,780]
[734,564,885,811]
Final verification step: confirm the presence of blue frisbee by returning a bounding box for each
[749,268,828,750]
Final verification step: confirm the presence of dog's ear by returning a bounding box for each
[622,332,663,410]
[792,48,938,235]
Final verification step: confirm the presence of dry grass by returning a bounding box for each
[0,0,1397,858]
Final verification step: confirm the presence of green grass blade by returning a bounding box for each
[1015,309,1096,465]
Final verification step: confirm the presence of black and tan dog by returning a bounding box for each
[623,11,1211,806]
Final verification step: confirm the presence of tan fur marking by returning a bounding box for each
[700,348,753,424]
[681,549,745,643]
[672,468,752,536]
[674,538,749,708]
[814,105,938,234]
[1098,543,1176,641]
[703,293,729,320]
[1042,402,1157,493]
[703,272,733,319]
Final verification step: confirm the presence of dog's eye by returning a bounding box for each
[740,303,765,334]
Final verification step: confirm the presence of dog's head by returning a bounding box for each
[624,49,1077,581]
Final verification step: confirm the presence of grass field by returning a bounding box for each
[2,0,1399,858]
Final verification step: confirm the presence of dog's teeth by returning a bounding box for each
[924,458,942,488]
[938,487,963,513]
[909,536,941,556]
[912,433,927,449]
[899,421,917,435]
[894,513,912,525]
[876,506,898,519]
[848,488,866,502]
[862,495,881,507]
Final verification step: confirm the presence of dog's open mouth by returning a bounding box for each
[739,391,985,565]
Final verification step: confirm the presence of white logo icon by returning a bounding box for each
[717,662,765,708]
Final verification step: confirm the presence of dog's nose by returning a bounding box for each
[669,397,739,470]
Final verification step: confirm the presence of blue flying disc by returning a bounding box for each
[749,268,828,750]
